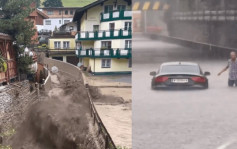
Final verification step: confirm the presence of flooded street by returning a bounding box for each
[133,36,237,149]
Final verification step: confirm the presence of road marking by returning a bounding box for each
[217,140,235,149]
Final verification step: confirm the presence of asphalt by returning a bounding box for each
[132,35,237,149]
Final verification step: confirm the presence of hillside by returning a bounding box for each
[40,0,96,7]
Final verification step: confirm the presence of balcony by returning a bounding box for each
[47,49,76,56]
[100,10,132,22]
[77,29,132,40]
[76,48,132,58]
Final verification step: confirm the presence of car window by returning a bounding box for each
[160,65,200,74]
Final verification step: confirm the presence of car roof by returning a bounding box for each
[161,62,199,67]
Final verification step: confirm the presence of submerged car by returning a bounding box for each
[150,62,210,89]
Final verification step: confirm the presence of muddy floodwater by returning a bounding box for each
[133,36,237,149]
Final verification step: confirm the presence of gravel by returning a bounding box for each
[0,92,12,113]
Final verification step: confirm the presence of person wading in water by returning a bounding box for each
[218,51,237,87]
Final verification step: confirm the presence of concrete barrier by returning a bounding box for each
[150,34,236,57]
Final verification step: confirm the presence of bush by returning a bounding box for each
[42,44,47,48]
[0,57,7,73]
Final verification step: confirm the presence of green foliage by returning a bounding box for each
[0,0,36,75]
[42,0,63,7]
[0,0,36,46]
[0,53,7,73]
[35,0,41,8]
[0,145,12,149]
[116,146,129,149]
[17,53,34,74]
[41,44,48,48]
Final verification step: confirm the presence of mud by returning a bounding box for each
[89,86,124,104]
[2,73,100,149]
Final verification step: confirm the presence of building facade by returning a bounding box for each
[48,32,78,65]
[27,3,49,44]
[59,22,78,35]
[0,33,17,84]
[73,0,132,75]
[39,7,79,31]
[166,0,237,48]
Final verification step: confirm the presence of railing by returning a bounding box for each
[85,85,116,149]
[47,49,76,55]
[77,29,132,40]
[76,48,132,58]
[173,10,237,21]
[100,10,132,22]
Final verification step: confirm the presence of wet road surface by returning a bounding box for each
[133,35,237,149]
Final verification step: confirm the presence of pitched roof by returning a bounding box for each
[0,33,12,40]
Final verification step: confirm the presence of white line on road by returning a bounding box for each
[217,140,235,149]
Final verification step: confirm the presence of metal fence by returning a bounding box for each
[85,85,117,149]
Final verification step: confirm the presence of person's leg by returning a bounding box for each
[228,79,235,87]
[235,80,237,87]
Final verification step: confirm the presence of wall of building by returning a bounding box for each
[81,5,102,32]
[81,41,94,49]
[48,38,76,49]
[80,0,132,32]
[42,8,77,19]
[0,34,17,84]
[100,20,132,30]
[43,18,73,31]
[87,58,131,74]
[94,39,131,49]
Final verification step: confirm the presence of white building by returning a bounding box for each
[38,7,79,31]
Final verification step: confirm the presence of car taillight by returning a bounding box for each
[155,76,169,82]
[191,77,206,83]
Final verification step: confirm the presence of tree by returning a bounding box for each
[0,0,35,75]
[35,0,41,8]
[43,0,63,7]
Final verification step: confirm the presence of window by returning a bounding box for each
[125,40,132,49]
[128,58,132,68]
[101,41,112,49]
[65,10,68,15]
[104,5,113,13]
[101,59,111,68]
[64,20,70,24]
[59,20,62,24]
[59,10,62,15]
[117,5,126,11]
[70,10,73,15]
[124,22,132,30]
[47,10,53,15]
[45,20,51,25]
[109,23,115,31]
[54,41,61,49]
[93,25,99,31]
[63,41,70,49]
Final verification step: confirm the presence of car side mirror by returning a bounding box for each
[204,71,210,76]
[150,71,156,76]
